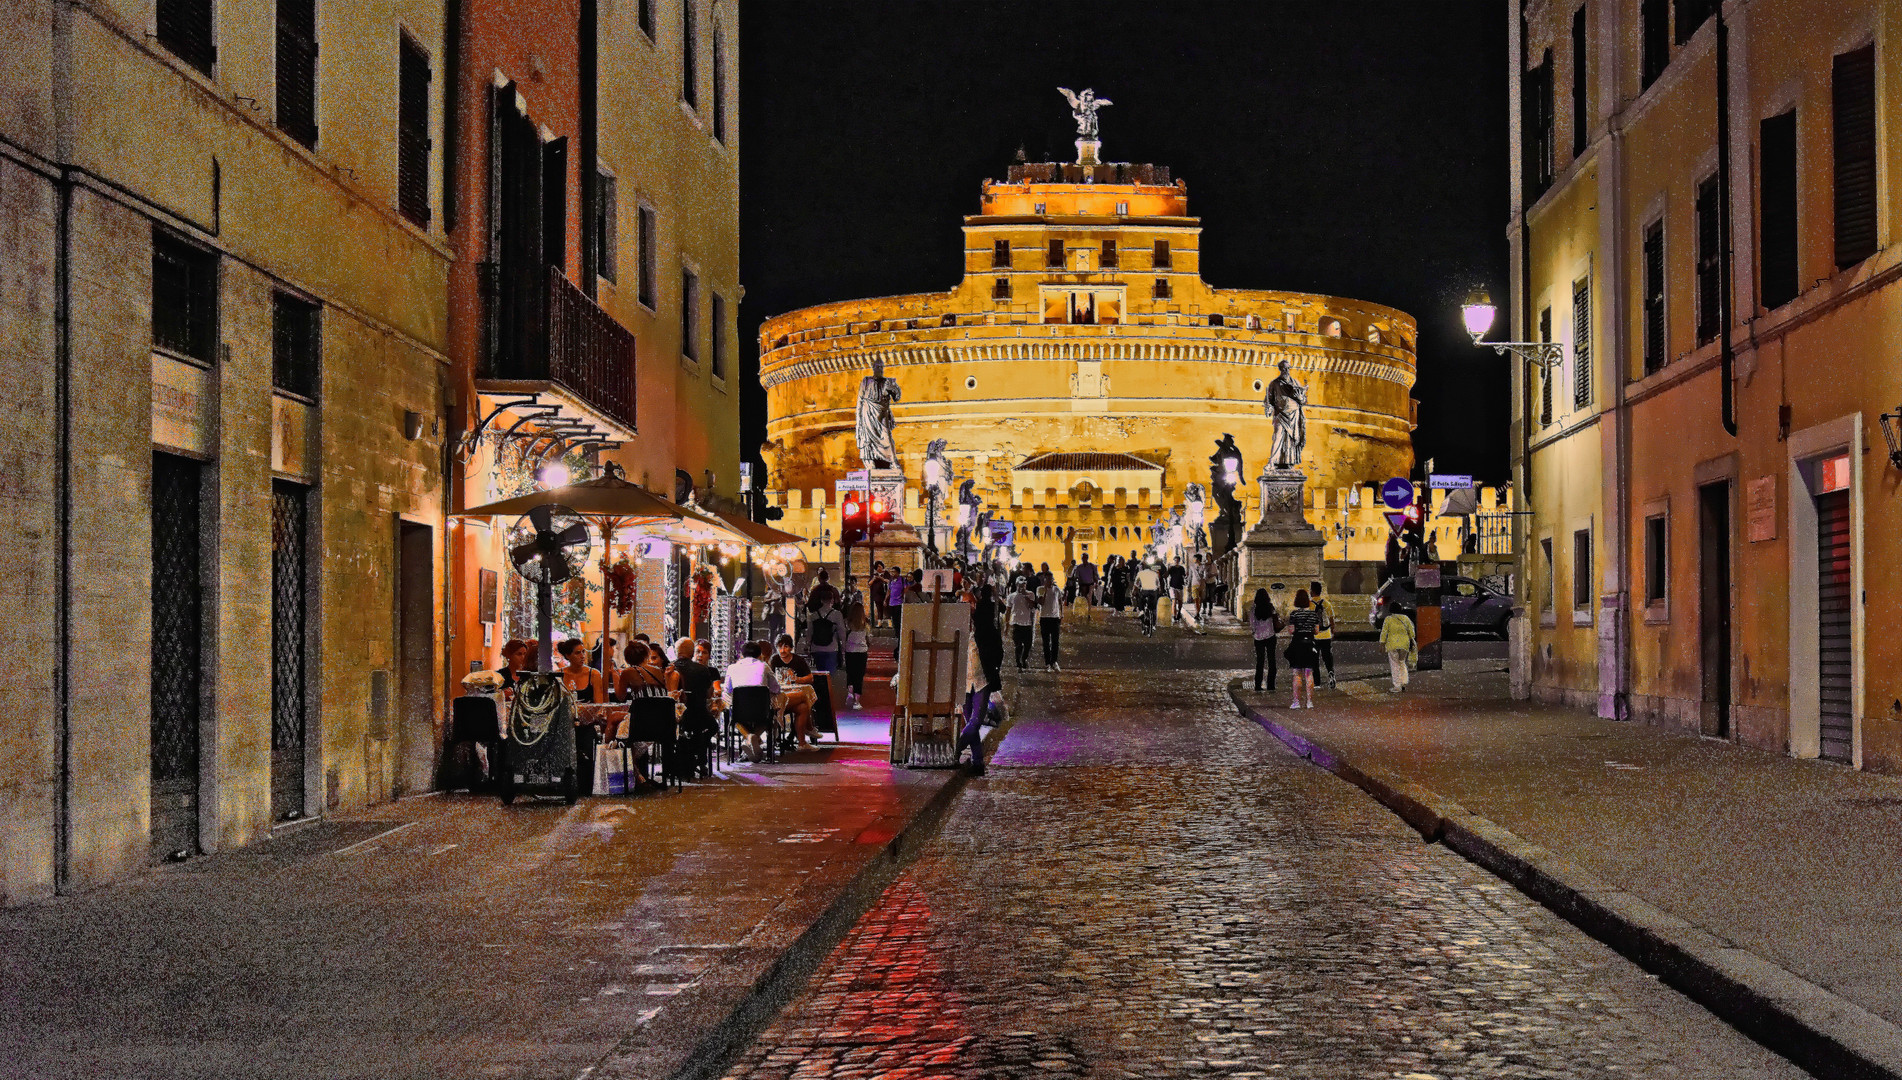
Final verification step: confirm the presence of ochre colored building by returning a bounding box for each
[759,159,1419,575]
[1510,0,1902,770]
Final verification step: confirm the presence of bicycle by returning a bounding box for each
[1138,591,1158,637]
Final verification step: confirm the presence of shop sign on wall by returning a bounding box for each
[152,354,214,457]
[272,394,315,480]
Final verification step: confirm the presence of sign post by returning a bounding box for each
[1414,564,1443,672]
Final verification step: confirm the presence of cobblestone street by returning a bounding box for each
[722,629,1805,1079]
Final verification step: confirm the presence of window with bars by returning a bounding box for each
[1570,5,1588,157]
[1642,220,1666,373]
[1539,306,1553,425]
[1572,277,1591,411]
[153,230,218,364]
[638,206,658,308]
[1640,0,1668,88]
[681,268,699,360]
[682,0,699,110]
[158,0,216,74]
[1102,239,1118,268]
[1523,50,1554,201]
[712,21,727,143]
[1153,277,1172,300]
[596,172,618,283]
[1152,240,1171,269]
[1759,111,1798,309]
[991,239,1010,268]
[1695,174,1721,344]
[1046,239,1065,268]
[396,35,432,227]
[1833,44,1877,270]
[272,292,320,399]
[276,0,318,145]
[710,292,725,379]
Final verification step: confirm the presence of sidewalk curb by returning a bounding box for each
[648,699,1019,1080]
[1227,679,1902,1080]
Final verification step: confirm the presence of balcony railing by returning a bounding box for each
[480,262,637,435]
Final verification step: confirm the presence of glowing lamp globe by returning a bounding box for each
[538,462,571,489]
[1461,291,1496,343]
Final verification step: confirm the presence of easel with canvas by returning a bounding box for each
[891,573,967,768]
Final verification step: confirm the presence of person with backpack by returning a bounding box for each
[806,594,847,674]
[1309,578,1338,690]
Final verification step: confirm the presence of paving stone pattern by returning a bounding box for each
[723,660,1804,1079]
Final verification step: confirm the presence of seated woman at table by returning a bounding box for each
[669,637,722,776]
[612,641,669,791]
[556,639,604,702]
[495,639,529,694]
[769,634,818,750]
[725,640,772,761]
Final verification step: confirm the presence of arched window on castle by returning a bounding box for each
[1320,318,1343,337]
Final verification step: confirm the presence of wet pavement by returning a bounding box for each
[722,630,1804,1079]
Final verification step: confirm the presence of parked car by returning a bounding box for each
[1370,574,1512,639]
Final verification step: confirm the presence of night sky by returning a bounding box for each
[737,0,1511,483]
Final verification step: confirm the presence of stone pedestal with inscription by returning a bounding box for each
[1240,468,1326,612]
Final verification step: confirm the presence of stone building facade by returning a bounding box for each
[1509,0,1902,769]
[0,0,451,901]
[759,160,1420,578]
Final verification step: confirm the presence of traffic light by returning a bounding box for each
[867,495,892,539]
[840,496,866,546]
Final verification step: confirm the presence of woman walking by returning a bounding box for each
[1284,589,1321,709]
[841,600,871,709]
[1381,607,1418,693]
[1249,588,1282,693]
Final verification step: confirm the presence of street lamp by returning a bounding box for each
[1461,291,1563,371]
[1880,403,1902,472]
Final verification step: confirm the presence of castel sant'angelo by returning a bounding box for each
[759,97,1445,575]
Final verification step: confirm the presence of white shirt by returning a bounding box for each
[1135,567,1161,592]
[725,657,771,689]
[1037,585,1064,619]
[1008,591,1039,626]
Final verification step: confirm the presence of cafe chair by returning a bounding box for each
[624,696,682,792]
[449,695,502,790]
[728,686,779,764]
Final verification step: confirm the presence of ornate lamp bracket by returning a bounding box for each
[1879,403,1902,472]
[1486,341,1566,372]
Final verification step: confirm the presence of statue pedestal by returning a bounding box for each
[867,468,907,524]
[1075,138,1101,167]
[1240,469,1326,613]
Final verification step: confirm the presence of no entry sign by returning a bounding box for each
[1381,477,1414,509]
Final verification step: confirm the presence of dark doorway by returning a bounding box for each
[1816,489,1853,762]
[271,481,311,820]
[395,522,435,796]
[1698,481,1731,738]
[150,453,204,861]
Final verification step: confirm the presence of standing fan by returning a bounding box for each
[510,504,591,584]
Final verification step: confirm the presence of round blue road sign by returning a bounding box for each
[1381,477,1414,509]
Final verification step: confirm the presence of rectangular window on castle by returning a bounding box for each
[1833,44,1877,269]
[152,229,219,364]
[1695,174,1721,344]
[710,292,726,379]
[992,240,1010,268]
[272,292,321,400]
[1102,239,1118,268]
[1643,219,1666,373]
[681,268,699,361]
[1571,5,1588,156]
[396,34,432,227]
[1759,110,1798,309]
[1572,277,1592,411]
[1152,240,1171,269]
[1641,0,1668,88]
[1538,305,1553,425]
[1046,239,1065,268]
[158,0,216,74]
[638,206,657,309]
[993,275,1011,300]
[276,0,318,146]
[1153,277,1171,300]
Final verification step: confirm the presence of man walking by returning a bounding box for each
[1036,570,1064,671]
[1382,607,1417,692]
[806,594,846,675]
[1072,554,1099,607]
[1309,579,1337,690]
[1166,557,1187,622]
[1008,579,1039,669]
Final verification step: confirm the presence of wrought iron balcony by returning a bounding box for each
[478,262,637,438]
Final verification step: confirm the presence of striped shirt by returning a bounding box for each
[1286,608,1321,639]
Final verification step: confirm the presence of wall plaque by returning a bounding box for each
[1747,475,1777,543]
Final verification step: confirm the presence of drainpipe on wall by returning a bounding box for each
[1717,7,1737,438]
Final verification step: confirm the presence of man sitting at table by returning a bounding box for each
[769,634,818,750]
[726,640,772,761]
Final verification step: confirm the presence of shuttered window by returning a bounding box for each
[1572,277,1591,411]
[1643,221,1666,373]
[1695,175,1721,343]
[272,292,321,399]
[158,0,216,75]
[1538,306,1553,426]
[682,0,699,109]
[152,230,219,364]
[276,0,318,146]
[1759,111,1798,309]
[1571,6,1588,156]
[1833,45,1877,269]
[396,36,432,227]
[1640,0,1668,88]
[595,173,618,283]
[681,268,699,360]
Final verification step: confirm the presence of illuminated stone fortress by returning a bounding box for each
[759,150,1443,574]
